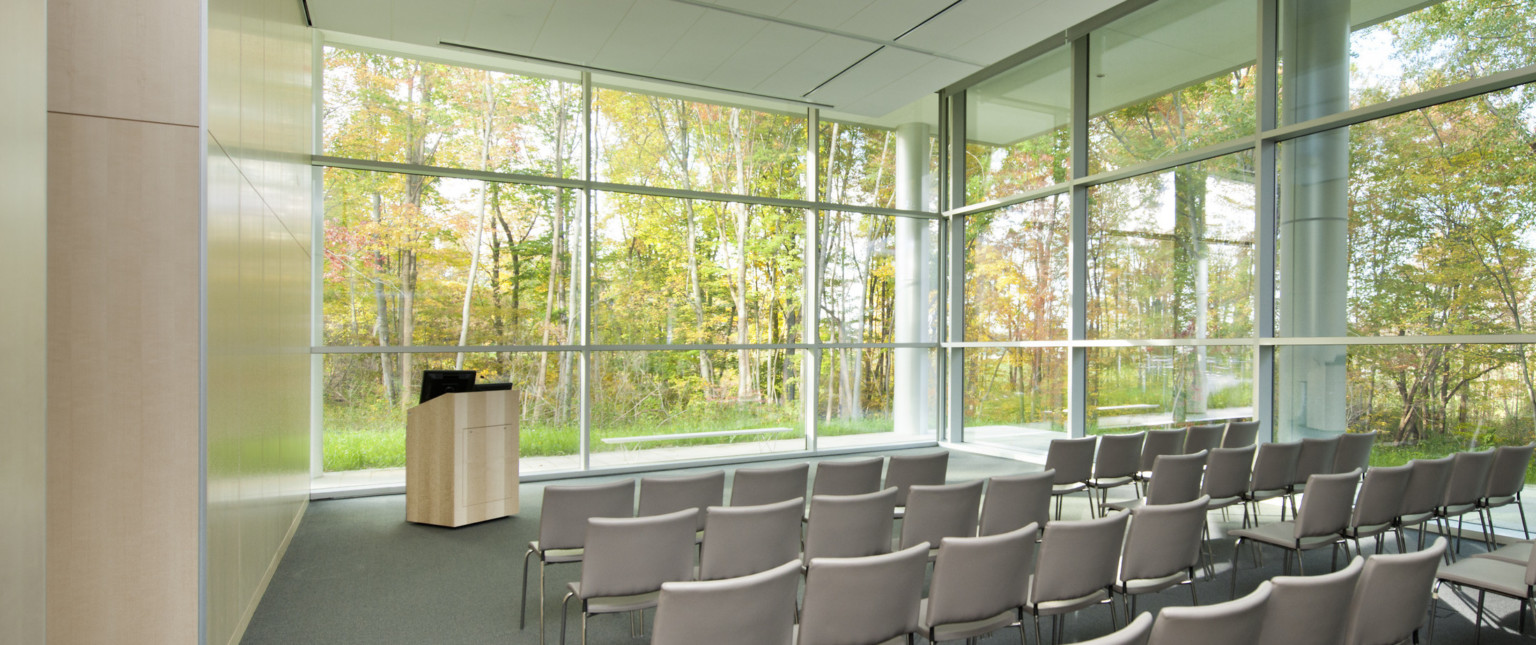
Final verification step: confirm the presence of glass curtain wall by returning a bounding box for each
[314,45,941,478]
[949,0,1536,529]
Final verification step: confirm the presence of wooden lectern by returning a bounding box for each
[405,389,520,527]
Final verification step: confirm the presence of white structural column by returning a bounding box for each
[894,122,934,434]
[1277,0,1350,438]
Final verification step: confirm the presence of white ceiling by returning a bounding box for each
[307,0,1127,122]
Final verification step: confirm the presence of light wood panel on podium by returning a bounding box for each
[406,389,520,527]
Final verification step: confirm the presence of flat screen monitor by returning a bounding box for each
[471,382,514,394]
[419,370,476,405]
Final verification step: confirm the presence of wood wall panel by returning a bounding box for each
[47,0,202,126]
[46,112,202,645]
[1,0,49,642]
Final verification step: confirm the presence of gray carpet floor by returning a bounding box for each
[242,449,1519,644]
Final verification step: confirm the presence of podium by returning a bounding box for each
[405,389,520,527]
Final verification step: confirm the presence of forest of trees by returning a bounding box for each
[321,0,1536,471]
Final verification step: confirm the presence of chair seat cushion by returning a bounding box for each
[1052,482,1088,495]
[1472,541,1534,566]
[1116,571,1189,596]
[1089,476,1135,489]
[1436,557,1535,599]
[1104,498,1145,513]
[916,599,1017,642]
[565,582,662,614]
[1023,581,1109,617]
[1229,522,1340,550]
[528,541,584,564]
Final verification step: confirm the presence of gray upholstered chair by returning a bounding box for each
[1045,436,1098,519]
[1437,533,1536,643]
[979,469,1054,537]
[1072,612,1153,645]
[1482,442,1536,540]
[1022,510,1130,645]
[1147,582,1271,645]
[1243,441,1301,523]
[884,450,949,517]
[1439,449,1496,558]
[1342,464,1410,556]
[1090,432,1146,516]
[637,470,726,537]
[698,497,803,581]
[897,480,983,557]
[558,508,698,645]
[1286,436,1341,518]
[1202,445,1256,526]
[1183,423,1224,455]
[1333,431,1377,476]
[918,523,1038,643]
[1221,420,1260,448]
[798,543,929,645]
[651,559,801,645]
[1105,450,1207,513]
[1229,469,1360,598]
[520,478,636,642]
[803,487,897,563]
[810,457,884,497]
[1137,429,1187,496]
[729,462,808,507]
[1344,539,1446,645]
[1256,556,1364,645]
[1393,455,1455,552]
[1115,495,1210,614]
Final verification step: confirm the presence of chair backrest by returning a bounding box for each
[1095,432,1146,480]
[1184,424,1224,455]
[699,497,804,581]
[537,478,637,550]
[899,480,983,550]
[1396,455,1454,517]
[1120,496,1209,584]
[1031,511,1129,606]
[729,462,808,507]
[978,469,1054,536]
[1045,437,1098,484]
[803,487,898,562]
[1145,450,1207,505]
[1074,612,1153,645]
[1147,581,1272,645]
[1293,469,1360,540]
[1442,449,1495,507]
[925,523,1038,630]
[810,457,884,497]
[579,508,698,599]
[1487,442,1536,499]
[884,450,950,506]
[1222,420,1261,448]
[1292,437,1341,486]
[652,559,801,645]
[1141,429,1188,472]
[799,543,928,645]
[1348,464,1411,531]
[1257,556,1364,645]
[1249,441,1302,494]
[1342,539,1447,645]
[1333,432,1377,475]
[1202,445,1257,501]
[638,470,726,531]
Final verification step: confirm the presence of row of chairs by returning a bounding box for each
[1083,541,1447,645]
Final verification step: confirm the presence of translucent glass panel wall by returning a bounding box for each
[1088,347,1253,434]
[963,348,1068,455]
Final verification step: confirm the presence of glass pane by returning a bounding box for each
[593,88,806,200]
[1088,346,1254,433]
[320,351,579,475]
[590,350,804,468]
[966,195,1071,342]
[1281,0,1536,122]
[819,212,938,344]
[963,348,1068,456]
[322,47,581,178]
[819,348,938,449]
[1276,84,1536,338]
[1088,0,1257,174]
[592,193,803,345]
[819,116,939,212]
[1088,152,1256,339]
[966,46,1071,203]
[322,168,579,347]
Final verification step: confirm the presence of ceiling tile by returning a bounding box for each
[310,0,395,40]
[588,1,704,73]
[753,36,879,99]
[777,0,875,31]
[530,0,636,64]
[702,22,824,92]
[895,0,1035,53]
[837,0,956,40]
[389,0,476,45]
[804,46,930,106]
[461,0,559,56]
[832,57,977,116]
[648,9,766,85]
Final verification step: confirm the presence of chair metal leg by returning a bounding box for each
[1108,587,1119,629]
[559,592,575,645]
[1188,568,1199,605]
[1519,495,1530,540]
[1475,589,1486,645]
[540,561,549,642]
[1230,538,1244,599]
[581,610,589,645]
[520,549,534,629]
